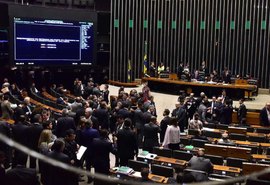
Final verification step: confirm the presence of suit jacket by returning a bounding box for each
[260,107,270,126]
[6,165,40,185]
[92,137,116,174]
[12,122,29,146]
[45,151,74,185]
[117,108,132,120]
[143,122,160,150]
[188,156,213,182]
[237,104,247,121]
[0,121,11,152]
[26,123,43,150]
[55,116,76,138]
[93,108,110,129]
[116,127,138,158]
[220,105,233,125]
[80,127,100,157]
[1,100,13,119]
[133,108,145,130]
[160,116,171,143]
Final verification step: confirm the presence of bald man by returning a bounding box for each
[187,149,213,182]
[260,103,270,126]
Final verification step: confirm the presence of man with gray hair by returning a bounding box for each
[55,108,76,138]
[85,107,99,130]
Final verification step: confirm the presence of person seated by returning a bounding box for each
[260,102,270,126]
[218,132,234,145]
[188,113,203,131]
[157,62,165,75]
[187,149,213,182]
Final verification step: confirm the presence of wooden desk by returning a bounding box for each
[213,165,241,174]
[252,154,270,160]
[204,144,251,160]
[42,91,57,101]
[228,127,247,134]
[242,162,270,175]
[153,156,186,166]
[232,112,260,125]
[148,174,168,183]
[110,168,168,183]
[246,132,266,137]
[142,77,256,99]
[0,118,15,124]
[153,156,240,174]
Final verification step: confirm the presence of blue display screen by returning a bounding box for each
[14,17,94,66]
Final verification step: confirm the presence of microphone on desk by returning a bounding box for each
[144,74,150,78]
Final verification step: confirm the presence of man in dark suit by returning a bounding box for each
[116,118,138,166]
[75,101,89,126]
[1,94,14,119]
[160,109,171,143]
[260,103,270,126]
[133,102,145,148]
[27,114,43,168]
[93,101,110,129]
[220,100,233,125]
[237,99,247,125]
[187,149,213,182]
[45,138,76,185]
[6,161,40,185]
[0,121,11,168]
[11,115,29,167]
[173,102,187,132]
[117,102,132,120]
[80,119,100,183]
[143,116,160,153]
[92,129,116,175]
[55,109,76,138]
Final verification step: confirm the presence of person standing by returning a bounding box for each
[92,129,116,175]
[116,118,138,166]
[162,118,180,150]
[160,109,171,143]
[143,116,160,152]
[237,99,247,125]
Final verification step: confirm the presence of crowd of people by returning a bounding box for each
[0,77,269,185]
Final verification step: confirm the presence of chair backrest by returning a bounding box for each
[239,145,258,154]
[183,168,208,181]
[203,130,222,138]
[151,164,174,177]
[204,154,224,165]
[128,160,149,172]
[248,136,266,143]
[256,128,270,134]
[180,138,191,146]
[173,150,193,161]
[204,123,216,129]
[246,127,255,133]
[216,124,228,130]
[226,157,248,168]
[188,129,200,136]
[191,139,209,148]
[229,133,247,141]
[153,147,172,158]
